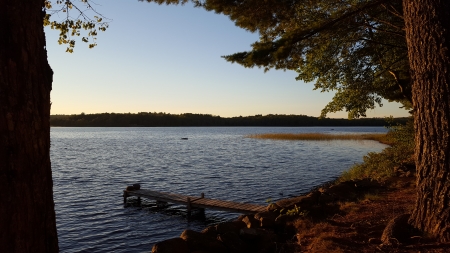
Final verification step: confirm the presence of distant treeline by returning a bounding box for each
[50,112,409,127]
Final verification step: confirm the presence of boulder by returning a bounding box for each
[126,185,135,191]
[251,228,278,253]
[236,214,247,221]
[180,229,227,253]
[216,221,247,234]
[239,228,277,241]
[239,228,260,241]
[242,215,260,228]
[218,232,248,253]
[266,203,281,212]
[151,238,189,253]
[201,225,217,237]
[254,212,278,228]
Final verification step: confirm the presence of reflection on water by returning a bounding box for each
[51,127,387,253]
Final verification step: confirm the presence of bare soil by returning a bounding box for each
[288,177,450,253]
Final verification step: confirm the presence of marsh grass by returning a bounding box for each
[247,133,388,143]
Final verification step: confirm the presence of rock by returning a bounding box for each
[239,228,278,253]
[253,212,269,220]
[254,212,278,228]
[239,228,277,241]
[201,225,217,237]
[242,215,260,228]
[126,185,135,191]
[151,238,189,253]
[257,228,278,243]
[132,183,141,190]
[239,228,260,241]
[217,221,247,234]
[261,216,276,228]
[381,213,413,245]
[218,232,248,253]
[180,229,227,253]
[254,229,277,253]
[236,214,247,221]
[266,203,281,212]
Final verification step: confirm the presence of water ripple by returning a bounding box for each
[51,126,386,252]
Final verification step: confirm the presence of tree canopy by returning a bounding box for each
[44,0,110,52]
[143,0,411,119]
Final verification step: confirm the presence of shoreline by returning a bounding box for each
[150,173,449,253]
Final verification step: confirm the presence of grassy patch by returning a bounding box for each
[362,193,384,201]
[338,119,415,182]
[247,133,388,143]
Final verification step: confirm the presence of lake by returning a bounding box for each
[50,127,387,252]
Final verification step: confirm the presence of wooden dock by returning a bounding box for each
[123,188,266,215]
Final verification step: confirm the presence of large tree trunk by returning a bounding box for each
[0,0,58,252]
[403,0,450,242]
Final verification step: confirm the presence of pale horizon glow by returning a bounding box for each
[46,1,410,119]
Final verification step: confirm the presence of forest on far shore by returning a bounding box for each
[50,112,409,127]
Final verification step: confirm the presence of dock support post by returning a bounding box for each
[187,197,192,217]
[137,196,141,206]
[199,193,205,216]
[123,191,128,207]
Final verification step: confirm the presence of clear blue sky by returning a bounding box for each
[45,0,410,118]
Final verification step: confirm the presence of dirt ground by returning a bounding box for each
[289,177,450,253]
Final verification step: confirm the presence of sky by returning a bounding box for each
[45,0,410,118]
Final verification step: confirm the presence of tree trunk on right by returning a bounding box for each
[403,0,450,241]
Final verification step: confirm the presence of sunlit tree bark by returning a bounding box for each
[0,0,58,252]
[403,0,450,241]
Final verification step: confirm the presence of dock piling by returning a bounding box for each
[123,191,128,206]
[187,197,192,217]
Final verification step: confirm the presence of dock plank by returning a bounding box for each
[124,188,266,214]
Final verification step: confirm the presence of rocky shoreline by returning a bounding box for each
[149,177,399,253]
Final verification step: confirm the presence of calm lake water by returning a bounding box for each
[50,127,387,252]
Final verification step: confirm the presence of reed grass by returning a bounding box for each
[247,133,388,143]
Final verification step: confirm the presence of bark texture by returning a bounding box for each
[0,0,58,252]
[403,0,450,242]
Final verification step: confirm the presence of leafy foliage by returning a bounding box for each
[284,205,309,217]
[143,0,411,118]
[44,0,110,52]
[339,118,414,181]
